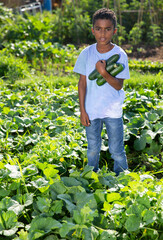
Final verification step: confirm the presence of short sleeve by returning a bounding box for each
[73,48,87,75]
[116,52,130,79]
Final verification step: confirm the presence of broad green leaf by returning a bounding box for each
[143,228,159,239]
[0,197,23,215]
[0,210,17,230]
[81,165,94,179]
[31,177,49,189]
[80,206,98,222]
[51,200,63,214]
[141,130,153,143]
[99,175,118,188]
[134,135,146,151]
[74,192,97,209]
[22,164,38,177]
[159,133,163,144]
[5,164,21,179]
[145,112,160,122]
[2,107,10,114]
[44,235,59,240]
[66,185,85,195]
[57,194,76,213]
[94,189,106,204]
[0,188,10,197]
[43,167,59,179]
[59,222,76,238]
[29,217,62,239]
[73,210,83,224]
[125,215,141,232]
[146,141,162,155]
[0,161,4,169]
[36,197,51,213]
[142,209,156,225]
[16,193,34,207]
[103,201,112,212]
[23,117,33,127]
[17,229,28,240]
[2,226,18,236]
[140,174,154,181]
[50,181,67,195]
[126,203,146,217]
[154,123,163,133]
[136,195,151,209]
[82,226,99,240]
[127,172,140,181]
[106,193,121,203]
[127,115,145,129]
[142,128,157,139]
[61,177,82,187]
[99,230,117,240]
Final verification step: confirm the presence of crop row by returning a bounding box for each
[0,74,162,239]
[0,84,162,170]
[0,162,163,240]
[0,42,162,82]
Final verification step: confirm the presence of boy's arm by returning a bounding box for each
[78,74,90,127]
[96,60,124,90]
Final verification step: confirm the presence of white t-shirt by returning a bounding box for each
[73,43,130,120]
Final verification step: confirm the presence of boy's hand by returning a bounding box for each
[96,60,106,76]
[80,110,90,127]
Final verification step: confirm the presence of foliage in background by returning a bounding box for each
[0,1,163,46]
[0,53,30,81]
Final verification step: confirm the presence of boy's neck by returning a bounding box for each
[96,42,114,53]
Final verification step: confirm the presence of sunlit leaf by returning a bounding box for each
[125,215,141,232]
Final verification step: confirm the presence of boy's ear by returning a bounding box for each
[113,28,117,35]
[91,27,95,36]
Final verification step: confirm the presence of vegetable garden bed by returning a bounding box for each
[0,74,162,239]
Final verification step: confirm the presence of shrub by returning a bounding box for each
[128,21,144,45]
[147,24,163,46]
[0,53,30,81]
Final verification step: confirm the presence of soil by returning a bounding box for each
[122,44,163,62]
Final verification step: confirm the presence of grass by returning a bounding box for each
[10,69,163,98]
[124,70,163,94]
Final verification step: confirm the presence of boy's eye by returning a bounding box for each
[95,27,112,31]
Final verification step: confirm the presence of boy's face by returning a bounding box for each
[92,19,117,47]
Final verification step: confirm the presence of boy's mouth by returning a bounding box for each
[99,38,106,42]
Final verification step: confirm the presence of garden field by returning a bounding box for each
[0,3,163,240]
[0,48,163,239]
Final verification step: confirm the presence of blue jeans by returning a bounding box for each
[85,117,128,175]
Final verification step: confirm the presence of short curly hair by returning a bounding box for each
[92,8,117,29]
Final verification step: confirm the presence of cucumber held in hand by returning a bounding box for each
[96,63,124,86]
[97,63,118,81]
[88,54,120,80]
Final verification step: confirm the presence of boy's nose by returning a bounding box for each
[101,30,105,37]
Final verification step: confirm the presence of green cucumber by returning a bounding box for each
[105,54,120,66]
[97,63,117,80]
[110,63,124,77]
[96,63,124,86]
[88,54,120,80]
[96,78,107,86]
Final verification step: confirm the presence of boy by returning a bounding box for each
[73,8,130,175]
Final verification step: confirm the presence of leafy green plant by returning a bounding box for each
[147,24,163,46]
[0,53,30,81]
[128,21,144,45]
[128,59,163,73]
[113,24,127,45]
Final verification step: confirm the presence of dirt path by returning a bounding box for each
[122,44,163,62]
